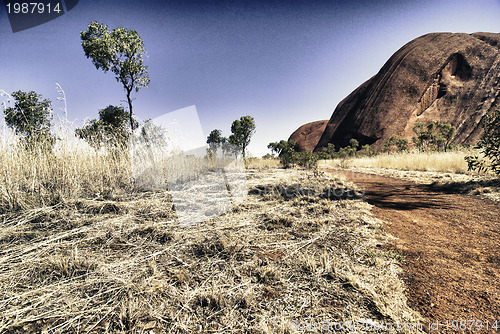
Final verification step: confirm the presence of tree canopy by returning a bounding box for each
[267,139,296,168]
[228,116,256,158]
[4,90,54,149]
[412,122,456,151]
[76,105,136,150]
[81,21,150,129]
[206,129,226,154]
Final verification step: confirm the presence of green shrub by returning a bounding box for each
[268,140,297,168]
[384,135,408,152]
[412,122,456,151]
[76,105,135,151]
[465,109,500,176]
[296,151,319,168]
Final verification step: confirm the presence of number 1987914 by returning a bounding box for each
[6,2,62,14]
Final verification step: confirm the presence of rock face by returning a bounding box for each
[288,120,328,151]
[313,32,500,151]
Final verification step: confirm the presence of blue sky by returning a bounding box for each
[1,0,500,156]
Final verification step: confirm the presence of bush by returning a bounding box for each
[349,138,359,150]
[261,153,275,160]
[384,136,408,152]
[412,122,456,151]
[268,140,297,168]
[465,109,500,176]
[296,151,318,168]
[359,144,373,156]
[75,105,136,151]
[337,146,356,158]
[318,143,336,159]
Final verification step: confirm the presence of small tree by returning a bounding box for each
[140,119,168,149]
[268,140,296,168]
[221,139,234,157]
[397,138,408,152]
[296,150,319,169]
[262,153,275,160]
[207,129,225,154]
[324,143,336,158]
[4,90,54,149]
[412,122,431,151]
[76,105,136,150]
[206,129,227,168]
[75,120,104,150]
[267,142,281,156]
[81,21,150,129]
[465,109,500,176]
[436,123,456,151]
[228,116,256,158]
[360,144,372,156]
[337,146,356,158]
[316,143,336,159]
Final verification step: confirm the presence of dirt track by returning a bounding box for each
[325,169,500,332]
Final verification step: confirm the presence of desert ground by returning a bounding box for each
[1,161,425,333]
[0,149,499,333]
[324,168,499,329]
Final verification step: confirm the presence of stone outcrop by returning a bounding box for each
[311,32,500,151]
[288,120,328,152]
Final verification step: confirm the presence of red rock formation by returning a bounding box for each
[288,120,328,151]
[313,32,500,151]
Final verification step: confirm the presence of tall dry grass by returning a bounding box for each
[245,157,280,169]
[319,150,476,174]
[0,128,135,213]
[0,122,231,213]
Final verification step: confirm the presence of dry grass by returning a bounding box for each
[319,151,474,174]
[0,128,222,213]
[245,157,281,170]
[0,123,422,332]
[0,132,134,213]
[0,168,422,333]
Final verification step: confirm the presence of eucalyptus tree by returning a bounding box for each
[81,21,150,129]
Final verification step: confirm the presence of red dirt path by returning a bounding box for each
[325,169,500,333]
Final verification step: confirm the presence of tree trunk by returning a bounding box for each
[126,90,133,130]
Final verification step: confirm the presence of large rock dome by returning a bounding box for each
[288,120,328,151]
[312,32,500,151]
